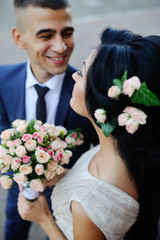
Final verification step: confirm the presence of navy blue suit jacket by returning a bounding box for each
[0,63,98,168]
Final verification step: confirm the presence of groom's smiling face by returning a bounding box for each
[14,6,75,82]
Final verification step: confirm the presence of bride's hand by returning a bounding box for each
[17,192,51,224]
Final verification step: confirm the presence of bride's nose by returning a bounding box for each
[72,72,77,82]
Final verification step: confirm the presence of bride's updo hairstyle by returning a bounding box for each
[85,27,160,240]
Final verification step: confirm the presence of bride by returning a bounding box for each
[18,27,160,240]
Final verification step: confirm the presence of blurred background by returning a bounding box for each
[0,0,160,239]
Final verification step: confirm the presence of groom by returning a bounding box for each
[0,1,98,240]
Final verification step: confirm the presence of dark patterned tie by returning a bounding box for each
[34,84,49,123]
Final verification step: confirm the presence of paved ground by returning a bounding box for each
[0,0,160,239]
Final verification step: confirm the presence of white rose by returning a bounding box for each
[16,146,27,158]
[2,155,12,166]
[13,173,27,185]
[56,165,64,175]
[35,164,44,176]
[0,175,13,189]
[11,158,21,171]
[47,160,58,171]
[19,165,33,175]
[44,170,56,181]
[94,108,107,123]
[35,149,50,163]
[0,146,9,158]
[30,179,44,192]
[25,140,37,151]
[0,129,15,140]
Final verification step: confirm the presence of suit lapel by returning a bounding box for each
[55,65,75,126]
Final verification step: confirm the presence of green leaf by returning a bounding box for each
[27,120,36,134]
[101,123,115,137]
[99,118,117,137]
[113,79,123,89]
[120,70,127,83]
[113,71,127,90]
[131,82,160,106]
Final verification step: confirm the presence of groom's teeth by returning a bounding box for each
[51,57,63,60]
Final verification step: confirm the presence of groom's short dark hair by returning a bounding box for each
[14,0,70,10]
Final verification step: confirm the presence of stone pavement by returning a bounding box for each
[0,1,160,239]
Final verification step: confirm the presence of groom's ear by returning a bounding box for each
[12,27,26,50]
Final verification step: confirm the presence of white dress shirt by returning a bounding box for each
[25,60,65,123]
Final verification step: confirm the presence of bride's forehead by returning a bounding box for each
[85,49,97,70]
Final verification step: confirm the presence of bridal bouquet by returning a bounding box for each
[0,119,73,199]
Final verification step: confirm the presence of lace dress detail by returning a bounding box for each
[51,145,139,240]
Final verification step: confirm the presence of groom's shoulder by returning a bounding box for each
[0,62,27,82]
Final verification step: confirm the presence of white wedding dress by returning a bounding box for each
[51,145,139,240]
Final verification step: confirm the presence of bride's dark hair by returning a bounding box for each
[85,27,160,239]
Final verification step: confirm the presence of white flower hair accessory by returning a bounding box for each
[95,71,160,136]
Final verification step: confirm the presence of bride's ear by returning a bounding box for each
[12,27,26,49]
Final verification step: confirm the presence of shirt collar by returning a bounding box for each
[26,60,66,90]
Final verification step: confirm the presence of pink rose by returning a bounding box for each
[19,165,33,175]
[38,137,43,143]
[22,134,32,142]
[123,106,147,125]
[47,160,58,171]
[60,150,72,165]
[36,146,43,150]
[35,164,44,176]
[23,156,31,164]
[130,109,147,125]
[16,146,27,158]
[125,118,139,134]
[56,165,64,175]
[40,126,46,131]
[30,179,45,192]
[48,150,54,158]
[11,158,21,171]
[94,108,107,123]
[0,175,13,189]
[33,132,39,139]
[108,85,121,98]
[123,106,137,115]
[56,149,65,159]
[53,155,60,161]
[123,76,141,97]
[25,140,37,151]
[118,112,130,126]
[2,155,12,166]
[13,138,21,147]
[13,172,27,185]
[35,149,50,163]
[44,170,56,181]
